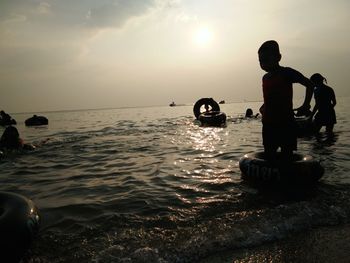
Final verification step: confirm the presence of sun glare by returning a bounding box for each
[194,27,213,47]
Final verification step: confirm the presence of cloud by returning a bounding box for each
[0,0,159,30]
[0,0,165,75]
[37,2,51,15]
[85,0,155,28]
[0,44,81,73]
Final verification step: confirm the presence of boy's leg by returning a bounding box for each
[281,121,297,161]
[326,124,334,134]
[313,123,322,133]
[264,145,278,160]
[312,113,322,133]
[281,147,293,160]
[262,124,278,160]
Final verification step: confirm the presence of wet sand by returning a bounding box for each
[200,224,350,263]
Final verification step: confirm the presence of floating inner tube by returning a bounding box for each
[239,151,324,185]
[0,119,16,126]
[0,192,40,262]
[198,111,227,127]
[193,98,220,120]
[25,116,48,126]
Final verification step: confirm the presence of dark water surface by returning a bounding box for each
[1,99,350,262]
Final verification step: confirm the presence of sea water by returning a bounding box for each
[1,98,350,263]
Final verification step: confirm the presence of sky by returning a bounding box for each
[1,0,349,113]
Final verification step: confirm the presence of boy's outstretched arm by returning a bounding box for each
[295,77,314,112]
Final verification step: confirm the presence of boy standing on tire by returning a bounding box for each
[258,40,313,160]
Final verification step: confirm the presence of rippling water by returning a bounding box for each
[1,98,350,263]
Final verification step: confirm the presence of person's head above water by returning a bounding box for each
[0,125,21,149]
[258,40,281,72]
[310,73,326,86]
[245,108,254,117]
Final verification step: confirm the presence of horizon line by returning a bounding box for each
[9,99,265,115]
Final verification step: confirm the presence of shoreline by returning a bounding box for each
[200,224,350,263]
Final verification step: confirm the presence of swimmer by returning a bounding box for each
[245,108,259,118]
[0,126,35,151]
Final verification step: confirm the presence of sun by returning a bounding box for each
[193,27,213,47]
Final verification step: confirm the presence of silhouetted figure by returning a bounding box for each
[245,108,259,118]
[0,126,34,150]
[309,73,337,134]
[0,126,22,149]
[258,40,313,160]
[204,103,210,112]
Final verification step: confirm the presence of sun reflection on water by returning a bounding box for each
[188,126,223,152]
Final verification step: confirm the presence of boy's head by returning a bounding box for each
[0,125,21,148]
[258,40,281,72]
[245,108,253,117]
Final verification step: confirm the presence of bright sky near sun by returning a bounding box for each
[1,0,350,112]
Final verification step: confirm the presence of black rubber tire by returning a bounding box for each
[25,116,48,126]
[198,111,227,127]
[0,192,40,262]
[0,119,16,126]
[239,151,324,185]
[295,116,314,137]
[193,98,220,119]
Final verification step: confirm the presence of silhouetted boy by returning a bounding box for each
[258,40,313,160]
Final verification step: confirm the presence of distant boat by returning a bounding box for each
[169,102,176,107]
[219,100,225,104]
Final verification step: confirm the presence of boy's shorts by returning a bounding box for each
[262,121,297,152]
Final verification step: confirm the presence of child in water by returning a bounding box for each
[0,126,35,151]
[245,108,259,118]
[258,40,313,160]
[309,73,337,134]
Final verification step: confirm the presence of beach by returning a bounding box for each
[201,224,350,263]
